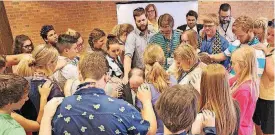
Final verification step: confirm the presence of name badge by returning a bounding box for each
[167,57,174,67]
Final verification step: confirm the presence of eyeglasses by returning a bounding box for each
[147,10,155,13]
[220,16,231,20]
[22,44,33,49]
[203,24,215,28]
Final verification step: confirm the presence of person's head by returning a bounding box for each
[129,68,145,92]
[158,13,174,38]
[111,23,134,43]
[203,14,219,38]
[0,74,29,111]
[66,28,85,54]
[155,84,198,133]
[0,56,6,73]
[200,64,238,135]
[106,35,121,60]
[180,29,198,50]
[56,34,78,60]
[145,4,158,21]
[231,45,257,84]
[253,17,268,43]
[13,35,34,54]
[40,25,58,46]
[267,23,275,47]
[78,52,109,88]
[88,28,106,50]
[17,44,59,77]
[186,10,198,29]
[174,44,199,73]
[133,7,148,32]
[219,3,232,24]
[143,44,169,93]
[232,16,254,44]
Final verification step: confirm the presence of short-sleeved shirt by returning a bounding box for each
[0,114,26,135]
[52,83,150,135]
[200,33,230,68]
[149,30,182,69]
[125,28,155,69]
[136,75,177,135]
[223,37,266,78]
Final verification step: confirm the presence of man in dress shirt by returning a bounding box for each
[177,10,203,34]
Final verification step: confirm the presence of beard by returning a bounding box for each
[220,19,230,24]
[136,24,148,32]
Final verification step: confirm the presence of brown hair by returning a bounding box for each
[111,23,134,38]
[66,28,81,40]
[106,34,120,50]
[16,44,59,77]
[0,56,5,70]
[181,29,198,50]
[88,28,106,49]
[158,13,174,28]
[13,34,34,54]
[143,44,170,93]
[200,64,238,135]
[145,4,158,19]
[155,84,198,133]
[133,7,146,20]
[233,16,253,33]
[0,74,29,108]
[78,52,108,80]
[203,13,219,26]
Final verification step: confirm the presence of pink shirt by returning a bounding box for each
[230,78,257,135]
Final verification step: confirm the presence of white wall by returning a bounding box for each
[116,1,198,29]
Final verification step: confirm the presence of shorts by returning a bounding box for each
[253,98,275,134]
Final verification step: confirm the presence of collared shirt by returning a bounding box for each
[52,85,150,135]
[125,28,155,69]
[218,17,236,43]
[224,37,266,78]
[106,55,123,78]
[186,25,198,33]
[149,30,182,69]
[200,33,230,68]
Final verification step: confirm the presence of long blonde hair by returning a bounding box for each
[253,17,268,43]
[17,44,59,77]
[143,44,170,93]
[200,64,238,135]
[231,45,258,99]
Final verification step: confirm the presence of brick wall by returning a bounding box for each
[3,1,275,46]
[198,1,274,23]
[4,1,118,46]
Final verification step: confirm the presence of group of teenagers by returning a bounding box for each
[0,2,274,135]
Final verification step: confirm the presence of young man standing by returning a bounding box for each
[40,25,58,47]
[123,7,155,84]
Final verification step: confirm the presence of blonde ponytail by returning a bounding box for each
[16,57,35,77]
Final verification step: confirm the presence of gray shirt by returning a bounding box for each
[125,28,155,69]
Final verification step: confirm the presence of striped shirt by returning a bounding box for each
[223,37,265,78]
[149,30,182,69]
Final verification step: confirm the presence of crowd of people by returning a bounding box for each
[0,2,274,135]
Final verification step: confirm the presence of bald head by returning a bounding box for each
[129,68,145,92]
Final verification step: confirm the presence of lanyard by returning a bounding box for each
[177,61,200,83]
[221,21,230,37]
[163,32,174,58]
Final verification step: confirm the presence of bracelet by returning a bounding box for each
[266,53,273,57]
